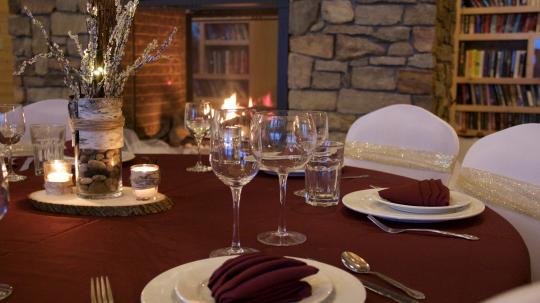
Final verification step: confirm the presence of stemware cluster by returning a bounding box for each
[186,101,328,255]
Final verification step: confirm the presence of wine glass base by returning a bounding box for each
[7,173,26,182]
[209,246,259,258]
[257,230,306,246]
[293,189,305,198]
[0,283,13,300]
[186,164,212,173]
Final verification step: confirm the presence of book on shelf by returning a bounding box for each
[461,48,527,78]
[206,48,249,75]
[461,13,538,33]
[205,23,249,41]
[463,0,540,7]
[457,112,540,132]
[458,84,540,106]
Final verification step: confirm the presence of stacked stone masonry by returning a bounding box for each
[289,0,443,141]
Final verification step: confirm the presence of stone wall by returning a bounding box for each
[7,0,186,140]
[288,0,438,141]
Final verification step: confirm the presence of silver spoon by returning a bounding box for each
[0,283,13,300]
[341,251,426,300]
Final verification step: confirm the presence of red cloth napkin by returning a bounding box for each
[379,179,450,207]
[209,253,318,303]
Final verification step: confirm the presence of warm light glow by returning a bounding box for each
[262,92,273,108]
[132,166,159,173]
[93,66,105,77]
[52,161,68,173]
[47,172,71,183]
[248,97,254,108]
[222,93,239,110]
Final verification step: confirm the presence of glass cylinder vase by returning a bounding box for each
[69,97,124,199]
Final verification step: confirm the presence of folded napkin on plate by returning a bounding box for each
[379,179,450,207]
[208,253,318,303]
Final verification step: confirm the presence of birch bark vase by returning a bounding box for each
[70,98,124,199]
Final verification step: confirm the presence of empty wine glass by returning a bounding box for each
[0,156,13,300]
[184,101,213,172]
[209,108,259,257]
[294,111,328,197]
[251,111,317,246]
[0,104,27,182]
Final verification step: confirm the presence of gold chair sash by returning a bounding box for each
[457,167,540,220]
[344,141,456,173]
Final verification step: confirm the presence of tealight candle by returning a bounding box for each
[43,160,73,195]
[130,164,160,201]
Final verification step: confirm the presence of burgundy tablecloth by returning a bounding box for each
[0,155,530,303]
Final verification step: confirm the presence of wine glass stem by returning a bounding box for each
[230,186,242,251]
[277,173,288,235]
[6,145,13,176]
[195,136,203,166]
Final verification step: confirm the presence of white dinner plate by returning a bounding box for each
[342,189,485,223]
[141,257,365,303]
[173,256,332,303]
[373,188,471,214]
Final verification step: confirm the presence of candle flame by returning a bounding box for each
[248,97,253,108]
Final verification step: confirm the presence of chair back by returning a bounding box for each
[22,99,71,142]
[461,123,540,281]
[345,104,459,184]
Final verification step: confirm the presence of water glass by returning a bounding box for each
[30,124,66,176]
[305,141,344,207]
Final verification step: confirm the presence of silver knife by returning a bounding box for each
[360,279,420,303]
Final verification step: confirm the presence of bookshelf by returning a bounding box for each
[191,17,278,106]
[450,0,540,137]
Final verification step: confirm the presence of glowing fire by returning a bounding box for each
[221,93,240,110]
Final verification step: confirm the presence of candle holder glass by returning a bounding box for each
[43,160,73,195]
[130,164,160,201]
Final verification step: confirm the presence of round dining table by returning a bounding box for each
[0,155,530,303]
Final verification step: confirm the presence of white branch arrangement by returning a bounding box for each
[14,0,177,99]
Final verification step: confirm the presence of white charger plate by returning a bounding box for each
[342,189,485,223]
[373,188,471,214]
[173,256,332,303]
[141,257,365,303]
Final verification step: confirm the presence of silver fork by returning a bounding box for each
[367,215,480,241]
[90,276,114,303]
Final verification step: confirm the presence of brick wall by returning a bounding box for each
[0,1,15,103]
[123,8,186,140]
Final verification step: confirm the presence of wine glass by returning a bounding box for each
[0,155,13,300]
[293,111,328,197]
[209,108,259,257]
[184,101,213,172]
[251,111,317,246]
[0,105,27,182]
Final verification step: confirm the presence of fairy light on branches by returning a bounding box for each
[14,0,177,99]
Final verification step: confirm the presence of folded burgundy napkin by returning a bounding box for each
[379,179,450,207]
[208,253,318,303]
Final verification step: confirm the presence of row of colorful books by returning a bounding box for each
[461,13,538,33]
[206,49,249,75]
[458,47,527,78]
[457,84,540,106]
[456,112,540,131]
[463,0,540,6]
[193,79,249,99]
[205,24,249,41]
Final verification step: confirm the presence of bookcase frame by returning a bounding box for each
[450,1,540,137]
[192,16,278,104]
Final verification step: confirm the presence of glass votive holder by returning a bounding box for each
[130,164,160,201]
[43,160,73,195]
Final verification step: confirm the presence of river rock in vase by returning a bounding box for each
[70,97,124,199]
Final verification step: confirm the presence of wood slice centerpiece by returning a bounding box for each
[28,187,173,217]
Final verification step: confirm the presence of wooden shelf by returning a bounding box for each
[193,73,250,80]
[452,104,540,113]
[455,77,540,84]
[461,6,540,15]
[205,40,249,46]
[457,33,535,41]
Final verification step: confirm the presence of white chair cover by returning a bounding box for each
[344,104,459,184]
[123,128,178,154]
[460,123,540,282]
[22,99,71,142]
[481,281,540,303]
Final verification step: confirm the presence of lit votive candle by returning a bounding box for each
[43,160,73,195]
[130,164,160,201]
